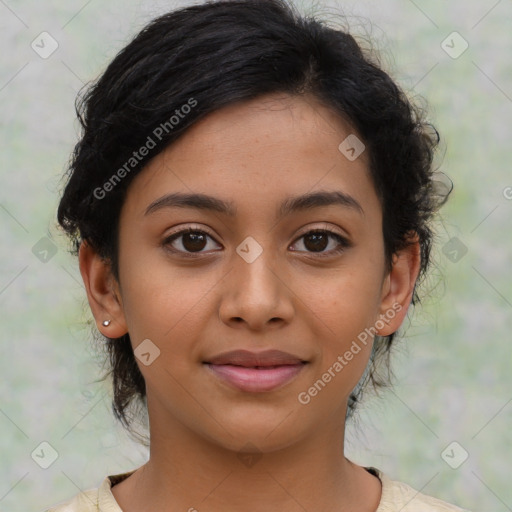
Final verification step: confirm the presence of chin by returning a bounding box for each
[199,406,307,454]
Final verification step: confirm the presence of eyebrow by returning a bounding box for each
[144,190,364,219]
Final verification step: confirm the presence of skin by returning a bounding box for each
[79,92,420,512]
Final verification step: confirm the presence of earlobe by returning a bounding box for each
[78,241,128,338]
[376,233,421,336]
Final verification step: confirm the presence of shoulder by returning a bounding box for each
[371,467,472,512]
[43,471,135,512]
[43,486,100,512]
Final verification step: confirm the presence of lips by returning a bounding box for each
[206,349,305,367]
[204,349,307,392]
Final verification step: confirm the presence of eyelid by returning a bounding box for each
[293,222,348,240]
[164,222,348,244]
[165,223,216,239]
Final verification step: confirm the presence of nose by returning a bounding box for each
[218,240,295,331]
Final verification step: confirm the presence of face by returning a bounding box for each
[83,93,417,454]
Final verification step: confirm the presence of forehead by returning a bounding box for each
[121,93,381,223]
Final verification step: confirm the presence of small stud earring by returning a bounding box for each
[102,320,111,326]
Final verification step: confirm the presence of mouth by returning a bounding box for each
[203,349,308,392]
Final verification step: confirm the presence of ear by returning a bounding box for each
[78,241,128,338]
[375,232,421,336]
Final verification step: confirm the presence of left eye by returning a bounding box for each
[163,228,350,257]
[290,230,350,256]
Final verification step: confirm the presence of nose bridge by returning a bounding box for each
[233,233,280,297]
[219,232,293,327]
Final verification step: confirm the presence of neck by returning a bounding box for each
[114,403,381,512]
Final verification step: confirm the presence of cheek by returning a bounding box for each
[118,250,217,351]
[295,262,383,396]
[301,264,382,340]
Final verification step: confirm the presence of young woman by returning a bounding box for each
[46,0,470,510]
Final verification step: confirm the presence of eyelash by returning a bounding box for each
[162,226,351,259]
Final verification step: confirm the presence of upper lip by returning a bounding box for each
[205,349,306,367]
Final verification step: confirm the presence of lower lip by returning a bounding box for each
[205,363,306,392]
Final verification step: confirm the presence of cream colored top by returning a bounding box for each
[44,467,471,512]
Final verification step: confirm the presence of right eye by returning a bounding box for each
[162,227,222,257]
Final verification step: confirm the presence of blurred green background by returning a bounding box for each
[1,1,511,511]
